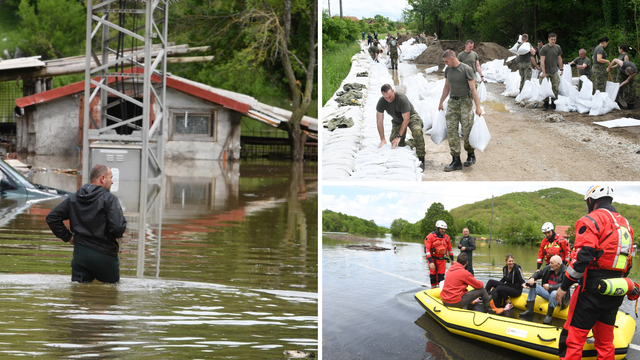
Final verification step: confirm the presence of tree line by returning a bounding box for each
[404,0,640,63]
[322,209,388,235]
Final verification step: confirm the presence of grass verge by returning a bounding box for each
[322,41,361,106]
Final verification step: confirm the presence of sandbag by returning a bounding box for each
[530,78,541,102]
[515,81,532,102]
[578,75,593,101]
[558,77,573,97]
[478,82,487,102]
[508,41,519,54]
[539,77,556,99]
[430,110,448,145]
[562,64,572,85]
[531,69,540,80]
[469,114,491,152]
[606,81,620,102]
[516,42,531,55]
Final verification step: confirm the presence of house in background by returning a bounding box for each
[14,70,317,161]
[555,225,571,241]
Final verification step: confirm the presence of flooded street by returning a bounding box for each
[323,235,640,359]
[0,157,317,358]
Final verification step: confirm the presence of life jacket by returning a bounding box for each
[574,208,633,272]
[431,235,449,257]
[544,236,563,257]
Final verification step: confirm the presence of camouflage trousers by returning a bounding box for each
[390,51,398,68]
[518,62,532,91]
[617,72,637,106]
[368,49,376,60]
[390,112,426,157]
[539,72,560,99]
[445,96,474,157]
[592,62,607,93]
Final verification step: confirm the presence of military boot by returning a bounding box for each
[519,300,535,317]
[464,152,476,167]
[444,156,462,172]
[550,100,556,110]
[543,306,555,324]
[542,99,549,111]
[418,156,425,172]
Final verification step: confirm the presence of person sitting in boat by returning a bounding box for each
[520,255,570,324]
[440,253,504,314]
[484,253,526,311]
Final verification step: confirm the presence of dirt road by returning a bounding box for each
[410,74,640,181]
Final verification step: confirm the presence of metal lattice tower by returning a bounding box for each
[82,0,168,277]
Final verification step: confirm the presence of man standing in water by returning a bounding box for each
[46,164,127,283]
[458,228,476,274]
[425,220,454,288]
[376,84,427,171]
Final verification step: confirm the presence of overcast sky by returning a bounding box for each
[322,183,640,228]
[323,0,409,21]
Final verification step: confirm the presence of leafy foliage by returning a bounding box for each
[420,202,457,238]
[322,210,387,235]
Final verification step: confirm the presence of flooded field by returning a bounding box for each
[0,157,318,358]
[323,234,640,360]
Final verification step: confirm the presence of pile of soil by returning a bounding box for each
[346,245,390,251]
[414,40,517,72]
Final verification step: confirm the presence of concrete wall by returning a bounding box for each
[20,87,241,160]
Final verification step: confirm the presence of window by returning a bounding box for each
[170,109,217,141]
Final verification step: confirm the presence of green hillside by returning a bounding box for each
[322,209,388,236]
[450,187,640,244]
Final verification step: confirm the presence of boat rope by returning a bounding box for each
[352,262,427,286]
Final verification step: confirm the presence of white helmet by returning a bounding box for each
[541,222,554,233]
[584,185,614,201]
[436,220,447,229]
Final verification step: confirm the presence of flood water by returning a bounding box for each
[0,157,318,358]
[323,234,640,360]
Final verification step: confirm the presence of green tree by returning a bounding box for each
[390,218,410,237]
[420,202,456,237]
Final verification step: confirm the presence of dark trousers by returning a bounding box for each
[485,279,521,307]
[443,288,491,308]
[71,243,120,283]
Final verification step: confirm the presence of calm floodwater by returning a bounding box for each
[323,234,640,360]
[0,157,317,358]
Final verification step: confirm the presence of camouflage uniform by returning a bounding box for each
[389,39,399,69]
[592,63,608,93]
[445,95,474,157]
[539,73,561,98]
[324,116,354,131]
[368,46,379,61]
[518,62,533,92]
[390,113,425,157]
[617,72,637,107]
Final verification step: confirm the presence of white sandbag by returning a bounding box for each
[589,91,607,116]
[531,69,540,80]
[606,81,620,102]
[501,71,520,97]
[478,82,487,102]
[515,81,532,102]
[508,41,519,54]
[425,65,438,74]
[539,77,555,99]
[578,76,593,100]
[562,64,572,85]
[575,98,593,114]
[558,77,573,97]
[469,114,491,152]
[430,110,448,145]
[530,78,541,101]
[516,42,531,55]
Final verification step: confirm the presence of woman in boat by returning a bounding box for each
[484,254,526,310]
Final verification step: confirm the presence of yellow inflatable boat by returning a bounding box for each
[415,287,636,360]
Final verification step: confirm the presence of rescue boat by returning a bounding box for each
[415,287,636,360]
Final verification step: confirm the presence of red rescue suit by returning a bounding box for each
[559,204,634,360]
[537,233,571,269]
[425,231,453,287]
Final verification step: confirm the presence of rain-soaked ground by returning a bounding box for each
[323,234,640,360]
[0,156,317,358]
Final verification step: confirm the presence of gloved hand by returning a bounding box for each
[387,52,389,55]
[445,257,451,263]
[570,63,577,68]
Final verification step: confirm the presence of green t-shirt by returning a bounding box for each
[376,92,417,123]
[621,61,637,75]
[592,45,607,65]
[540,44,563,74]
[457,51,479,73]
[445,63,475,97]
[618,53,629,61]
[572,57,591,77]
[517,43,532,63]
[389,39,398,54]
[369,45,379,53]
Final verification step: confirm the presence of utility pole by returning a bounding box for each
[489,195,494,249]
[328,0,330,17]
[339,0,343,20]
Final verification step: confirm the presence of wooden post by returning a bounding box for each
[489,195,494,249]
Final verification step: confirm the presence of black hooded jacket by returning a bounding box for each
[46,184,127,257]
